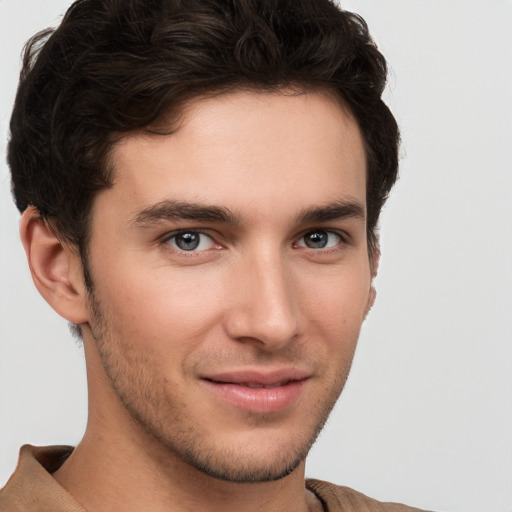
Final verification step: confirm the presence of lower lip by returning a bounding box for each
[201,379,307,414]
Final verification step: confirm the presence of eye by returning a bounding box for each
[165,231,216,252]
[297,230,342,249]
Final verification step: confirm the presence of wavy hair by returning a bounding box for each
[9,0,399,258]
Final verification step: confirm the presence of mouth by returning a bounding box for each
[231,381,291,389]
[200,369,309,414]
[205,378,295,389]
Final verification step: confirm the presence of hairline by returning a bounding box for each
[77,83,375,260]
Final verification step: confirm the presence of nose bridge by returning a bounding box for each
[225,245,299,348]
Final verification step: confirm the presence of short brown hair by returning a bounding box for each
[9,0,399,258]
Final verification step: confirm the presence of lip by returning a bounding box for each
[200,369,310,414]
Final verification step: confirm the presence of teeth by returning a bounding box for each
[245,382,286,389]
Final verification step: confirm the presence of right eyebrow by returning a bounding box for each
[129,200,241,227]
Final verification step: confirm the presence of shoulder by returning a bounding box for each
[0,445,84,512]
[306,479,433,512]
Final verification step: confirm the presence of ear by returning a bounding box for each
[19,207,89,324]
[364,243,380,319]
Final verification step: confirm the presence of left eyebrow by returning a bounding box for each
[130,200,241,227]
[296,200,365,224]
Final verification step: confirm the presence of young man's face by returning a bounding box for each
[80,89,373,482]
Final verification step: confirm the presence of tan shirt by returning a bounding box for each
[0,445,430,511]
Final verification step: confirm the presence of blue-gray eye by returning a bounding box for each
[299,230,341,249]
[167,232,214,252]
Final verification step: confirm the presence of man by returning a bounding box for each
[0,0,429,510]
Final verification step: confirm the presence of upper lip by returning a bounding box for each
[201,368,311,387]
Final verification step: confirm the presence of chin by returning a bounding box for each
[152,411,332,484]
[176,441,309,483]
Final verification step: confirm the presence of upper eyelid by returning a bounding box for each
[160,229,225,255]
[295,227,351,244]
[159,227,352,248]
[161,228,214,241]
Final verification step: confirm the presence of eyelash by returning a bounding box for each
[295,229,346,251]
[160,228,349,255]
[162,230,218,253]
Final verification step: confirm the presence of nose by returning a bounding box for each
[223,251,300,350]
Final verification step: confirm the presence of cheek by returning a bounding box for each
[300,265,371,343]
[94,261,225,347]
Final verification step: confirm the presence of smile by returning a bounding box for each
[241,381,289,389]
[200,369,310,414]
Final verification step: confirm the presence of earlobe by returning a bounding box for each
[19,207,89,324]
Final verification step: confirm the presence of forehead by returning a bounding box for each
[100,89,367,223]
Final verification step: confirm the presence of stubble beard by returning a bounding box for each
[86,289,351,484]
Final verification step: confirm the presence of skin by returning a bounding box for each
[21,89,376,512]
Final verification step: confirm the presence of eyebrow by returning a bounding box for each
[130,200,240,226]
[296,200,365,224]
[130,198,365,228]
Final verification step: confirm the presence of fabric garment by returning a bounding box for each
[0,445,429,511]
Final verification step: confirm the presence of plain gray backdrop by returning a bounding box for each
[1,1,511,511]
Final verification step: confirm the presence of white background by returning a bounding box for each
[1,1,511,511]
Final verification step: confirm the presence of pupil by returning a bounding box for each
[176,232,200,251]
[306,231,327,248]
